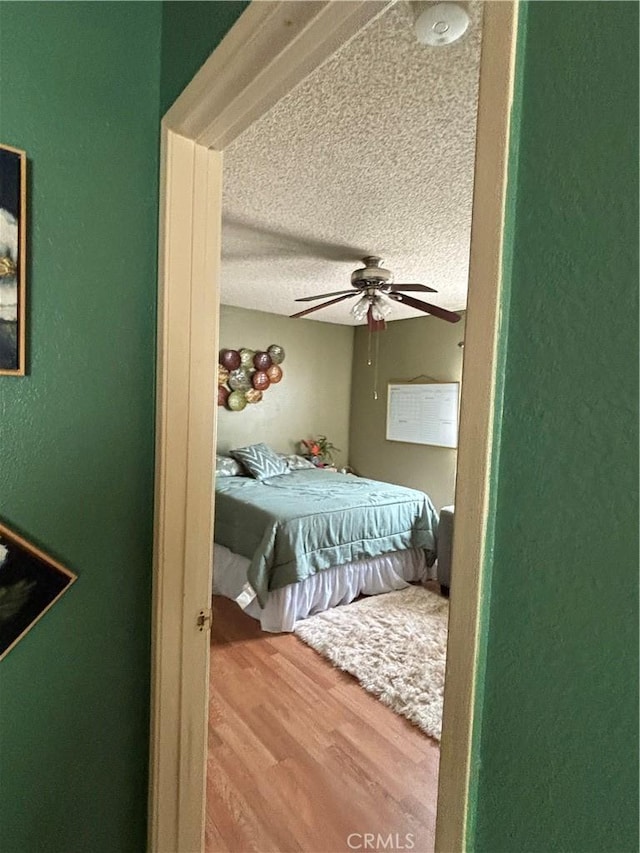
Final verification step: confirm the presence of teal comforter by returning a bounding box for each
[214,469,438,606]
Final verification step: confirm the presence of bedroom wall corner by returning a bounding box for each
[349,314,465,510]
[217,305,354,467]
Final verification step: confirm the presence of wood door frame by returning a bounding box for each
[149,2,519,851]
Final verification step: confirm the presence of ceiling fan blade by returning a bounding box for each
[295,289,358,302]
[389,292,461,323]
[391,283,437,293]
[290,293,358,319]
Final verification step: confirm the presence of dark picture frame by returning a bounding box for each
[0,521,77,661]
[0,143,27,376]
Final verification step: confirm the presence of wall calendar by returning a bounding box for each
[386,382,459,448]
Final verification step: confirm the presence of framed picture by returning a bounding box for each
[0,143,27,376]
[0,521,77,661]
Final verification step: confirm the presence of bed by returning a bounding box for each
[213,454,439,632]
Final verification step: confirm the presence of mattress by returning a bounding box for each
[213,542,431,632]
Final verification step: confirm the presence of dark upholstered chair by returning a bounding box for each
[437,505,454,596]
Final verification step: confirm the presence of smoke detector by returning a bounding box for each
[414,2,470,47]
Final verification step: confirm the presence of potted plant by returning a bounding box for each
[300,435,340,467]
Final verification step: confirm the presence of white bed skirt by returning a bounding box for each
[213,543,432,632]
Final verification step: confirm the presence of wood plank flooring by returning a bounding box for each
[207,595,440,853]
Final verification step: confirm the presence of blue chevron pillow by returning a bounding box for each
[230,443,289,480]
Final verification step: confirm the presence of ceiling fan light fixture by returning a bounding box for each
[351,294,370,322]
[371,296,392,321]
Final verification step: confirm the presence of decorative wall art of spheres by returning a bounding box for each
[218,344,286,411]
[227,390,247,411]
[239,348,255,368]
[266,364,282,383]
[252,371,270,391]
[267,344,285,365]
[253,351,272,371]
[220,349,241,371]
[245,388,263,404]
[218,365,230,386]
[228,368,251,391]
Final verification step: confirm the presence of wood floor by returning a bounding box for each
[206,595,440,853]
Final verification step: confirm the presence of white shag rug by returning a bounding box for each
[294,585,449,741]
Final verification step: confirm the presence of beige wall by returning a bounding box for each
[217,305,353,466]
[349,313,466,510]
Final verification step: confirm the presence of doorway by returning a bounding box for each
[149,3,518,851]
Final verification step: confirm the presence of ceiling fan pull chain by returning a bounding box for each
[373,327,381,401]
[367,322,373,367]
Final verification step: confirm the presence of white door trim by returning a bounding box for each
[150,129,223,853]
[163,0,390,149]
[435,2,519,850]
[149,2,518,851]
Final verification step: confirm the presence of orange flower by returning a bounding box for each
[301,436,339,462]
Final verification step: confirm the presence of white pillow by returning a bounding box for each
[215,455,243,477]
[279,453,317,471]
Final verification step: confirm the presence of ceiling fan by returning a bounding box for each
[290,256,461,328]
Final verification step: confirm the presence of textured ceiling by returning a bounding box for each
[221,1,483,325]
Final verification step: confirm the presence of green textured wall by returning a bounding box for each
[161,0,249,113]
[0,2,245,851]
[470,3,639,851]
[0,4,161,850]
